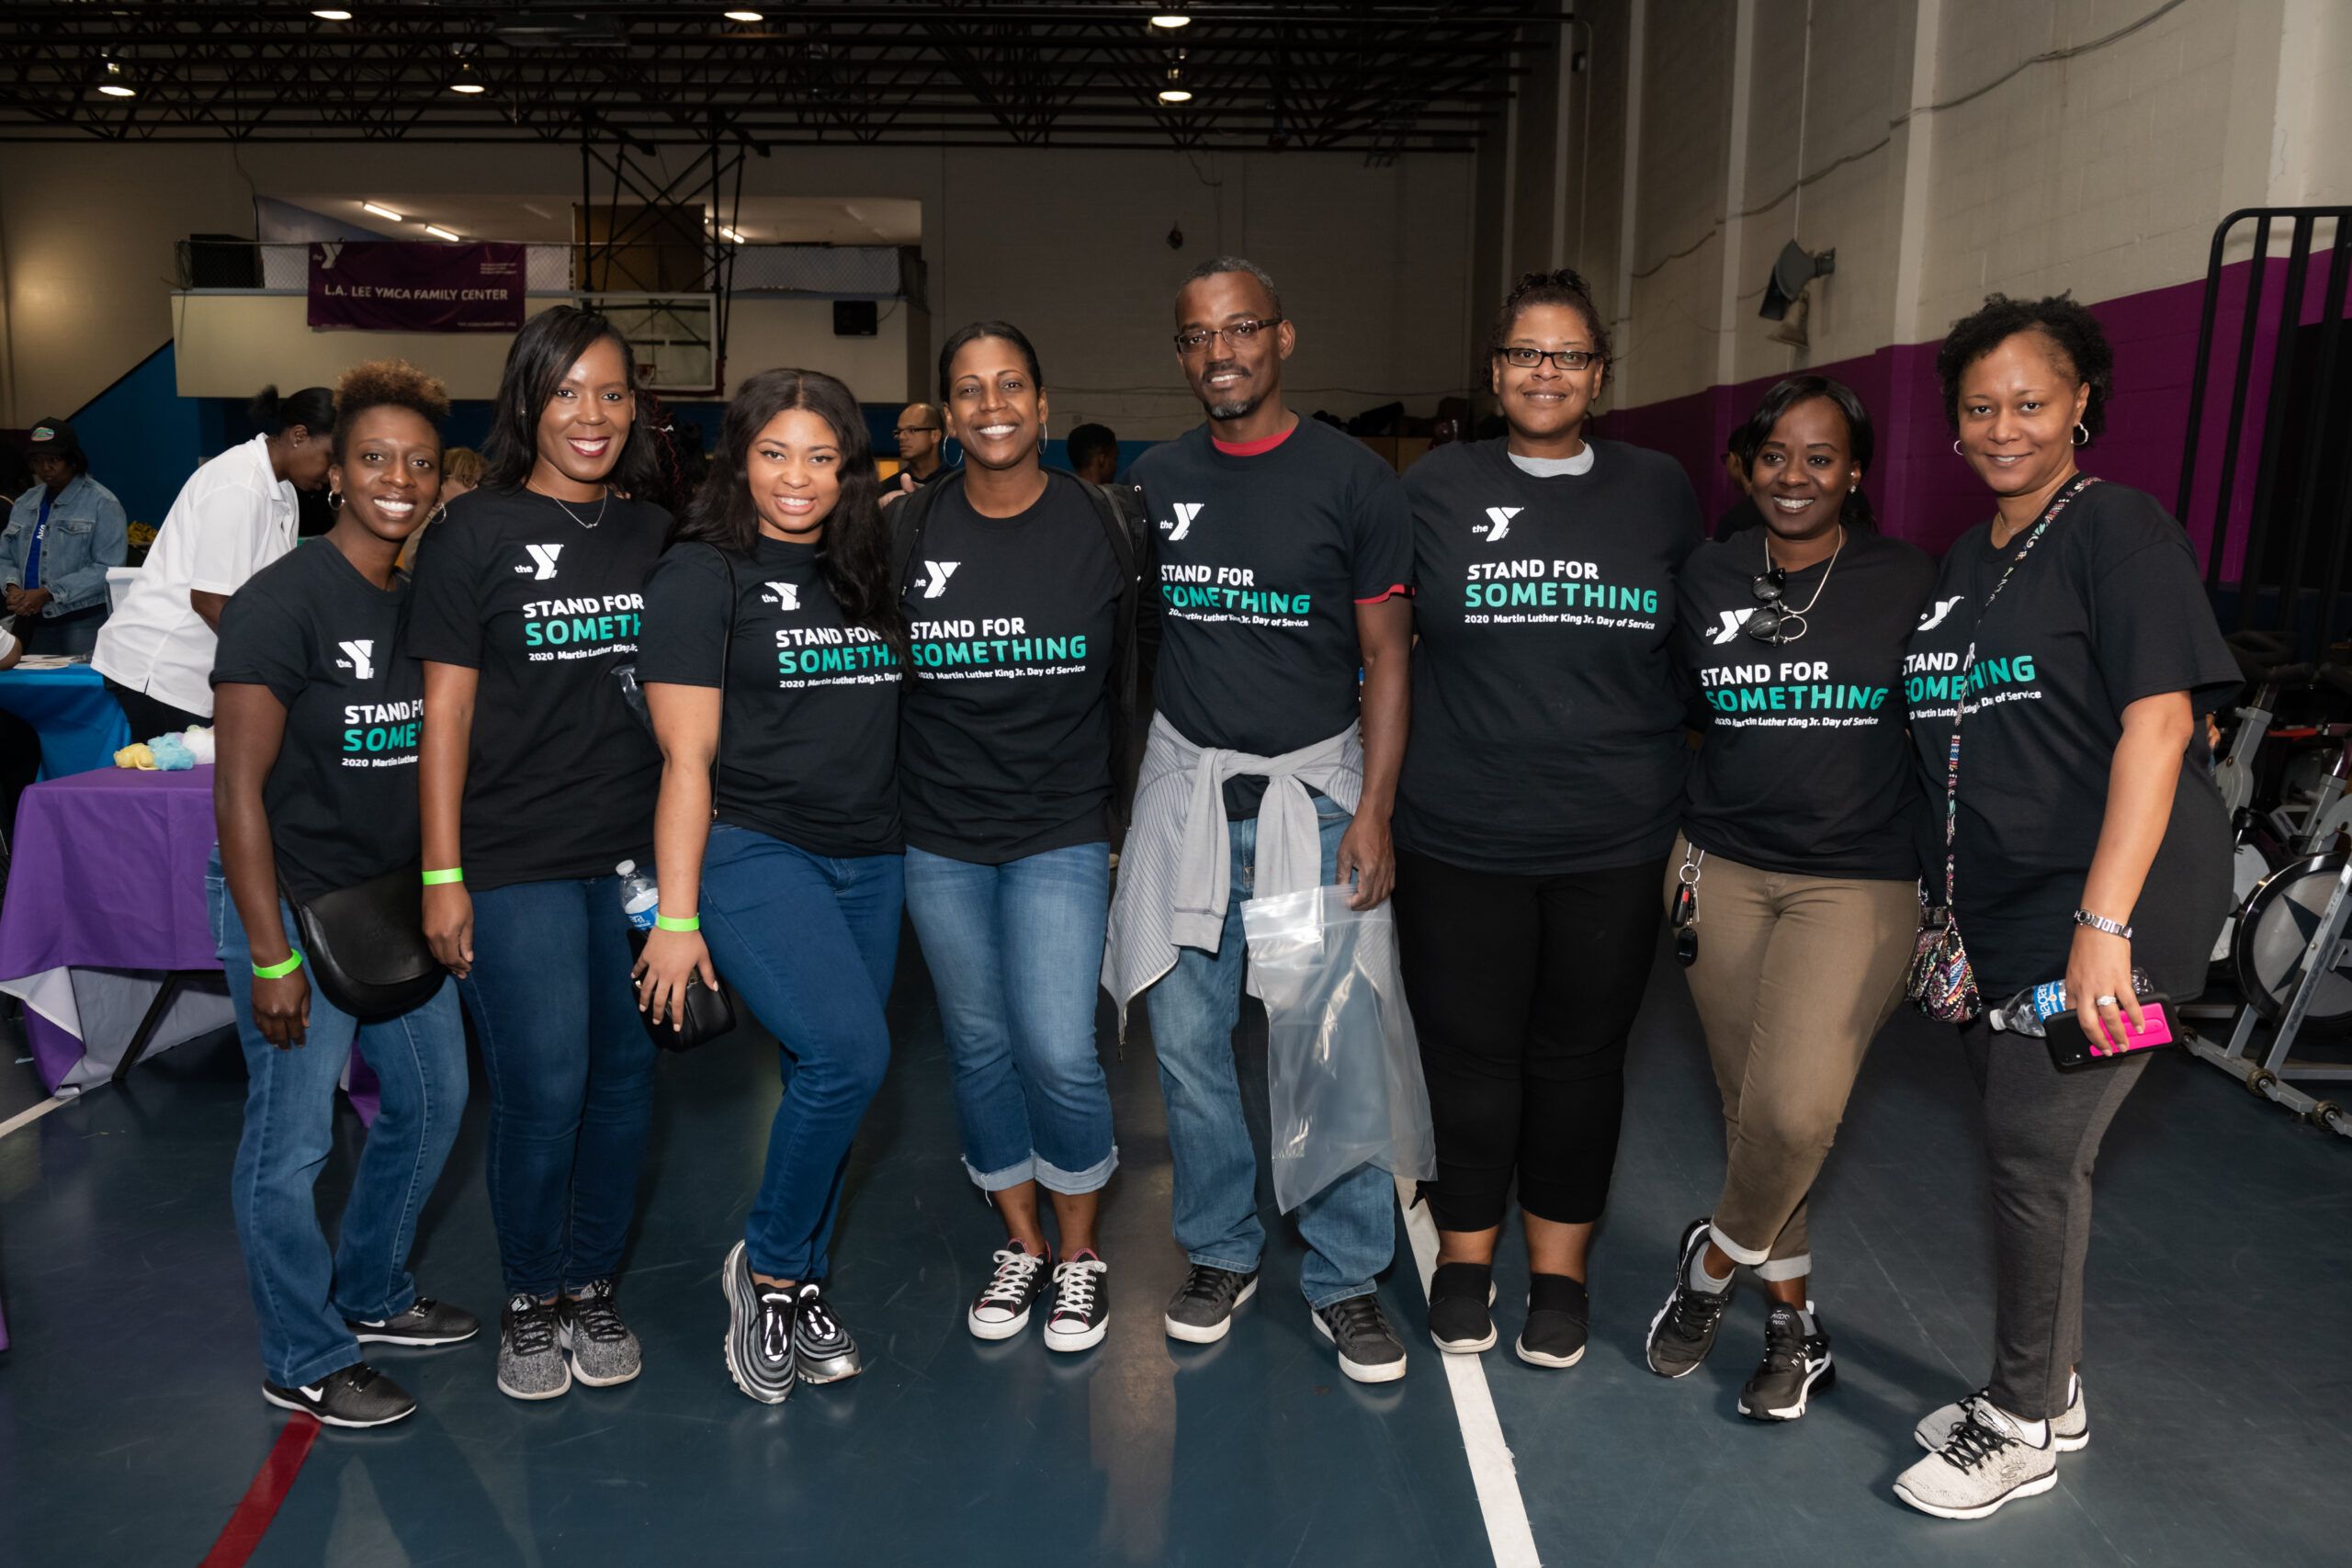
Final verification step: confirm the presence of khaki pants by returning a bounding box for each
[1665,835,1918,1278]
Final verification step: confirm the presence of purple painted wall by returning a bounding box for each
[1597,257,2348,572]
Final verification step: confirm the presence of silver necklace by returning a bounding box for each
[532,484,609,530]
[1758,524,1843,643]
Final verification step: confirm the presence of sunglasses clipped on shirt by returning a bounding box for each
[1746,566,1799,644]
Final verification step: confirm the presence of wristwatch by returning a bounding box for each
[2072,908,2133,941]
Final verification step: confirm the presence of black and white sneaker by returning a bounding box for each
[263,1363,417,1429]
[496,1293,571,1401]
[1314,1294,1408,1383]
[1044,1252,1111,1352]
[969,1240,1054,1340]
[721,1240,797,1404]
[1164,1264,1259,1345]
[792,1282,863,1383]
[1516,1274,1589,1369]
[1739,1303,1835,1421]
[560,1280,643,1388]
[345,1296,481,1348]
[1645,1216,1732,1379]
[1427,1261,1498,1354]
[1916,1374,2089,1453]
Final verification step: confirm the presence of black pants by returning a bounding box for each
[1393,846,1667,1232]
[105,678,209,743]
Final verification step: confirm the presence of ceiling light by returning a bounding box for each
[97,60,137,97]
[311,8,354,19]
[1159,57,1193,104]
[449,57,487,94]
[718,226,746,243]
[724,9,766,20]
[1149,12,1193,28]
[425,224,462,241]
[361,201,404,221]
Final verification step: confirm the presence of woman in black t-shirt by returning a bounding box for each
[894,321,1136,1355]
[1643,378,1933,1419]
[632,367,910,1405]
[1892,296,2236,1522]
[1392,268,1703,1370]
[210,360,474,1429]
[410,308,668,1403]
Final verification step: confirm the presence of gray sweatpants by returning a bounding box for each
[1959,1015,2149,1421]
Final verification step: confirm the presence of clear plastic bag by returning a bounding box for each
[1241,885,1437,1213]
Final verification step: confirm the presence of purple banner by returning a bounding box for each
[308,240,526,332]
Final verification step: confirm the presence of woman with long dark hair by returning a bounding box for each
[410,306,668,1403]
[631,367,909,1405]
[1642,376,1932,1420]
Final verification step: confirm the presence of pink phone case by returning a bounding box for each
[2096,1004,2174,1055]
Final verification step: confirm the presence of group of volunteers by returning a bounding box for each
[197,254,2233,1526]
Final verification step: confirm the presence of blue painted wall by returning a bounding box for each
[66,343,226,527]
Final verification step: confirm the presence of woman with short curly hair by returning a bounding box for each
[1891,295,2237,1520]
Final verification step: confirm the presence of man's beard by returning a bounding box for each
[1205,386,1264,422]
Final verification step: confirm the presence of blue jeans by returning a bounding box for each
[904,841,1117,1195]
[459,874,653,1298]
[1142,807,1398,1308]
[209,854,469,1388]
[701,824,902,1281]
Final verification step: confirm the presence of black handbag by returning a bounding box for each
[285,865,445,1021]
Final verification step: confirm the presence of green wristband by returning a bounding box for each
[655,913,700,933]
[252,950,304,980]
[421,867,463,886]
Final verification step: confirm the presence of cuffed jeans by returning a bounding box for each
[1143,807,1396,1308]
[701,824,901,1282]
[210,854,468,1388]
[460,874,653,1299]
[905,841,1118,1195]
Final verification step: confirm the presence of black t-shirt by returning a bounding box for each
[212,540,424,902]
[1133,419,1412,816]
[405,486,664,890]
[1396,437,1704,874]
[899,473,1124,863]
[1678,529,1936,879]
[639,535,901,857]
[1904,481,2240,994]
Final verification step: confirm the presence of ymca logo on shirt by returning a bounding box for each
[334,639,377,680]
[917,560,960,599]
[1916,595,1963,631]
[1705,608,1758,646]
[763,581,800,611]
[1161,502,1204,541]
[517,543,564,581]
[1475,506,1521,542]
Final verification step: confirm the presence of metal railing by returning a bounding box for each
[175,239,923,303]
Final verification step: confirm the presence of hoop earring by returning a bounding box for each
[328,490,344,511]
[2072,422,2089,446]
[1951,440,1963,456]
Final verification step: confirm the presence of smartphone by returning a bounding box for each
[2043,998,2176,1069]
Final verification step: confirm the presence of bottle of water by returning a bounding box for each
[616,860,660,933]
[1987,969,2156,1035]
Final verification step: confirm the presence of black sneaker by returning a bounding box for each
[1739,1303,1835,1421]
[346,1296,481,1348]
[1164,1264,1259,1345]
[793,1282,863,1383]
[1516,1273,1589,1369]
[721,1240,797,1405]
[968,1241,1054,1340]
[1427,1261,1498,1354]
[262,1362,417,1429]
[1043,1252,1111,1352]
[1313,1294,1408,1384]
[496,1292,571,1401]
[1645,1216,1732,1379]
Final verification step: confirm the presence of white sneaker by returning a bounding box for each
[1915,1373,2088,1453]
[1893,1402,2058,1520]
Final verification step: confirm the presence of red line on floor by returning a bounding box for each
[197,1416,321,1568]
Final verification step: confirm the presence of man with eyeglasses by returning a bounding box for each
[1103,255,1417,1385]
[884,402,950,505]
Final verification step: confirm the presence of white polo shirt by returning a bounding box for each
[92,435,298,717]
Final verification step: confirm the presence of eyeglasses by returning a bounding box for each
[1173,317,1284,355]
[893,425,941,438]
[1498,347,1603,372]
[1746,567,1798,644]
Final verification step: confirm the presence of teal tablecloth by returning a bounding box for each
[0,661,132,779]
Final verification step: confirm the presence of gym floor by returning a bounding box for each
[2,931,2347,1567]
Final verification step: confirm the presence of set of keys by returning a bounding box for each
[1670,847,1704,967]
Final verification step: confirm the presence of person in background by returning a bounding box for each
[1893,294,2236,1520]
[411,307,668,1404]
[3,418,128,658]
[1065,422,1121,487]
[1714,426,1765,540]
[1391,268,1702,1373]
[883,400,948,504]
[93,388,334,736]
[396,445,480,572]
[633,367,909,1404]
[1643,377,1932,1421]
[1102,256,1418,1385]
[209,358,476,1430]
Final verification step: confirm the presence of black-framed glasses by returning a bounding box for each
[1746,567,1798,644]
[1174,316,1284,355]
[893,425,941,438]
[1498,347,1602,372]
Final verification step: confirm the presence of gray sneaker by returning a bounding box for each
[791,1282,863,1384]
[496,1293,571,1401]
[1893,1402,2059,1520]
[559,1280,643,1387]
[1915,1377,2088,1452]
[721,1241,797,1404]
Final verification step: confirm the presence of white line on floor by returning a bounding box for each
[0,1091,72,1140]
[1396,1174,1543,1568]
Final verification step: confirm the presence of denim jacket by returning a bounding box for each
[3,473,130,618]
